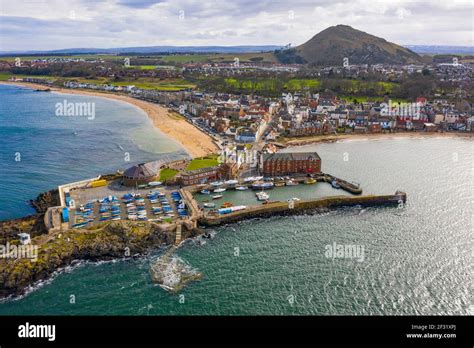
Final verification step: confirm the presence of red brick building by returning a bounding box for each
[260,152,321,176]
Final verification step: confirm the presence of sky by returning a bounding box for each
[0,0,473,51]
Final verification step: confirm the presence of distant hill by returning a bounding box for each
[0,45,282,56]
[276,25,423,66]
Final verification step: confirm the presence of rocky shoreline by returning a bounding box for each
[0,220,202,299]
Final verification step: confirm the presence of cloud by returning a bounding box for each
[0,0,472,51]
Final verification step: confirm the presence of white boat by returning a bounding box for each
[210,181,224,187]
[212,194,223,200]
[286,180,299,186]
[243,177,256,183]
[287,197,301,202]
[213,188,226,193]
[256,191,269,201]
[235,186,248,191]
[203,203,216,208]
[224,179,238,185]
[148,181,162,187]
[200,189,211,194]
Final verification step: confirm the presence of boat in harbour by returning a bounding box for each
[251,182,274,190]
[274,181,285,187]
[285,179,299,186]
[331,180,341,189]
[203,202,216,208]
[213,188,226,193]
[256,191,270,201]
[235,186,248,191]
[200,189,211,194]
[224,179,239,185]
[304,178,316,184]
[210,181,224,187]
[212,194,223,200]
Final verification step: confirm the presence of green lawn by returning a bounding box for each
[159,168,178,182]
[186,155,219,171]
[111,78,195,91]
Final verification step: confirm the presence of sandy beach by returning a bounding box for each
[281,129,473,146]
[1,81,218,158]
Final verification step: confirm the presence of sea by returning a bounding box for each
[0,84,472,315]
[0,84,187,220]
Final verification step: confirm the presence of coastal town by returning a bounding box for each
[0,17,473,303]
[1,52,472,259]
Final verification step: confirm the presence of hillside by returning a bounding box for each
[276,25,422,66]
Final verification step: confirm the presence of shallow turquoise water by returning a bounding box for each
[0,84,186,220]
[0,134,471,315]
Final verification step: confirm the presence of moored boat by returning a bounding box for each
[304,178,316,184]
[286,179,299,186]
[200,189,211,194]
[212,194,223,200]
[213,188,226,193]
[331,180,341,189]
[251,182,274,190]
[256,191,270,201]
[203,202,216,208]
[235,186,248,191]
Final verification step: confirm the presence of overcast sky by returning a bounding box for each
[0,0,473,51]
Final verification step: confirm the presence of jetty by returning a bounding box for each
[195,191,407,227]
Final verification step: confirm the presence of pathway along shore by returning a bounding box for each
[0,82,218,158]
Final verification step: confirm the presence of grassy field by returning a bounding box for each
[220,77,397,96]
[159,52,277,64]
[159,168,179,182]
[185,155,219,171]
[111,78,195,91]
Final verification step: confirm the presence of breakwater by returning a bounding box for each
[198,191,406,227]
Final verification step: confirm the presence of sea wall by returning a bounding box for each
[199,192,406,226]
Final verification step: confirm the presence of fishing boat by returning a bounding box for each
[203,203,216,208]
[235,186,248,191]
[304,178,316,184]
[274,181,285,187]
[251,182,274,190]
[243,176,256,183]
[210,181,223,187]
[286,180,299,186]
[256,191,270,201]
[213,188,226,193]
[221,202,233,208]
[224,179,238,185]
[212,194,223,200]
[331,180,341,189]
[200,189,211,194]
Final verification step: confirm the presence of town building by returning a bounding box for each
[122,162,159,186]
[260,152,322,176]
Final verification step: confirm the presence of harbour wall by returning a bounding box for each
[198,191,406,227]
